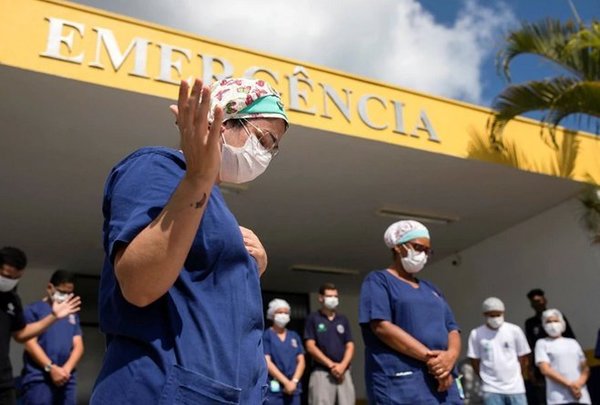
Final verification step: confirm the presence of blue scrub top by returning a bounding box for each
[21,300,81,386]
[359,270,462,404]
[91,147,267,405]
[263,328,304,395]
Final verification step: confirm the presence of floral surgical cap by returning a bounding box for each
[383,220,430,248]
[209,78,288,125]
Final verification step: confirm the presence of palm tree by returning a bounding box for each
[489,18,600,146]
[489,18,600,242]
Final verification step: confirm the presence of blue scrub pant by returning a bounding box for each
[483,392,527,405]
[21,379,76,405]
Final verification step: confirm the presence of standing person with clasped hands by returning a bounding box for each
[90,77,289,404]
[535,309,591,405]
[359,220,463,404]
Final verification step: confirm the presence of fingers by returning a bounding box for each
[208,105,224,151]
[177,80,189,131]
[194,86,211,135]
[186,79,202,132]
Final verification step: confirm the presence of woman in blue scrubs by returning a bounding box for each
[263,299,305,405]
[359,220,463,404]
[91,78,288,404]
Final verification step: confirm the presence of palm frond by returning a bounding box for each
[498,19,600,82]
[488,77,577,145]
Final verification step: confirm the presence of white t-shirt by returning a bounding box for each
[535,337,591,405]
[467,322,531,394]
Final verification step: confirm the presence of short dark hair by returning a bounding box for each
[527,288,545,300]
[50,270,76,286]
[319,282,337,295]
[0,247,27,270]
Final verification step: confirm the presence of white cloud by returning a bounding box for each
[76,0,517,104]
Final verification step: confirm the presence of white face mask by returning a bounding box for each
[0,275,19,292]
[52,291,70,304]
[220,132,272,184]
[400,246,428,273]
[323,296,339,310]
[273,313,290,328]
[486,315,504,329]
[544,321,563,337]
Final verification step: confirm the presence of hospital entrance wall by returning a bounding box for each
[426,197,600,354]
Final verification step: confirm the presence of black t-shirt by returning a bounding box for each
[0,290,25,390]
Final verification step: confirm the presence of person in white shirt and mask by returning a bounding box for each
[534,309,591,405]
[467,297,530,405]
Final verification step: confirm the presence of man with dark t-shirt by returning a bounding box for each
[0,247,80,405]
[304,283,355,405]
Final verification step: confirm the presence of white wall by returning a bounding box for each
[425,198,600,353]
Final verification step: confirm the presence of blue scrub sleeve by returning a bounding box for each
[104,151,184,263]
[359,272,392,324]
[443,300,459,333]
[263,330,273,356]
[292,331,305,355]
[74,314,82,336]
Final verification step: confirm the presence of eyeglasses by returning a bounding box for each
[242,119,280,157]
[404,242,433,256]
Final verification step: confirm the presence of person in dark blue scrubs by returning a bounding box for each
[20,270,83,405]
[263,299,305,405]
[359,220,463,404]
[90,78,289,404]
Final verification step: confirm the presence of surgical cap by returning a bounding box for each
[482,297,505,313]
[542,308,566,332]
[209,78,288,124]
[383,220,430,248]
[266,298,291,320]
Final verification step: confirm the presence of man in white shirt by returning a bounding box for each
[467,297,530,405]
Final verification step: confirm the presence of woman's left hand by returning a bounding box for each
[240,226,267,276]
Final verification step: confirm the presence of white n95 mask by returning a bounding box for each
[544,321,563,337]
[273,313,290,328]
[52,291,70,304]
[401,246,428,273]
[0,275,19,292]
[220,134,272,184]
[486,315,504,329]
[324,297,339,310]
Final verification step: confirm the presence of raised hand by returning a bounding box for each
[169,79,224,184]
[51,294,81,319]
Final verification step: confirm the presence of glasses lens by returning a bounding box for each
[244,120,279,156]
[408,243,432,255]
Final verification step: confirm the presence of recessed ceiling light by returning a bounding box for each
[376,207,458,225]
[290,265,360,276]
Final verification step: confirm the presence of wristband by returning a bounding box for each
[44,362,53,373]
[292,378,300,384]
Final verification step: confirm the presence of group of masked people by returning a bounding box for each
[19,75,579,405]
[82,76,467,404]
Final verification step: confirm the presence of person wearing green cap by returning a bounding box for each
[91,77,289,404]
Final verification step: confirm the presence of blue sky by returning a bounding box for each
[71,0,598,109]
